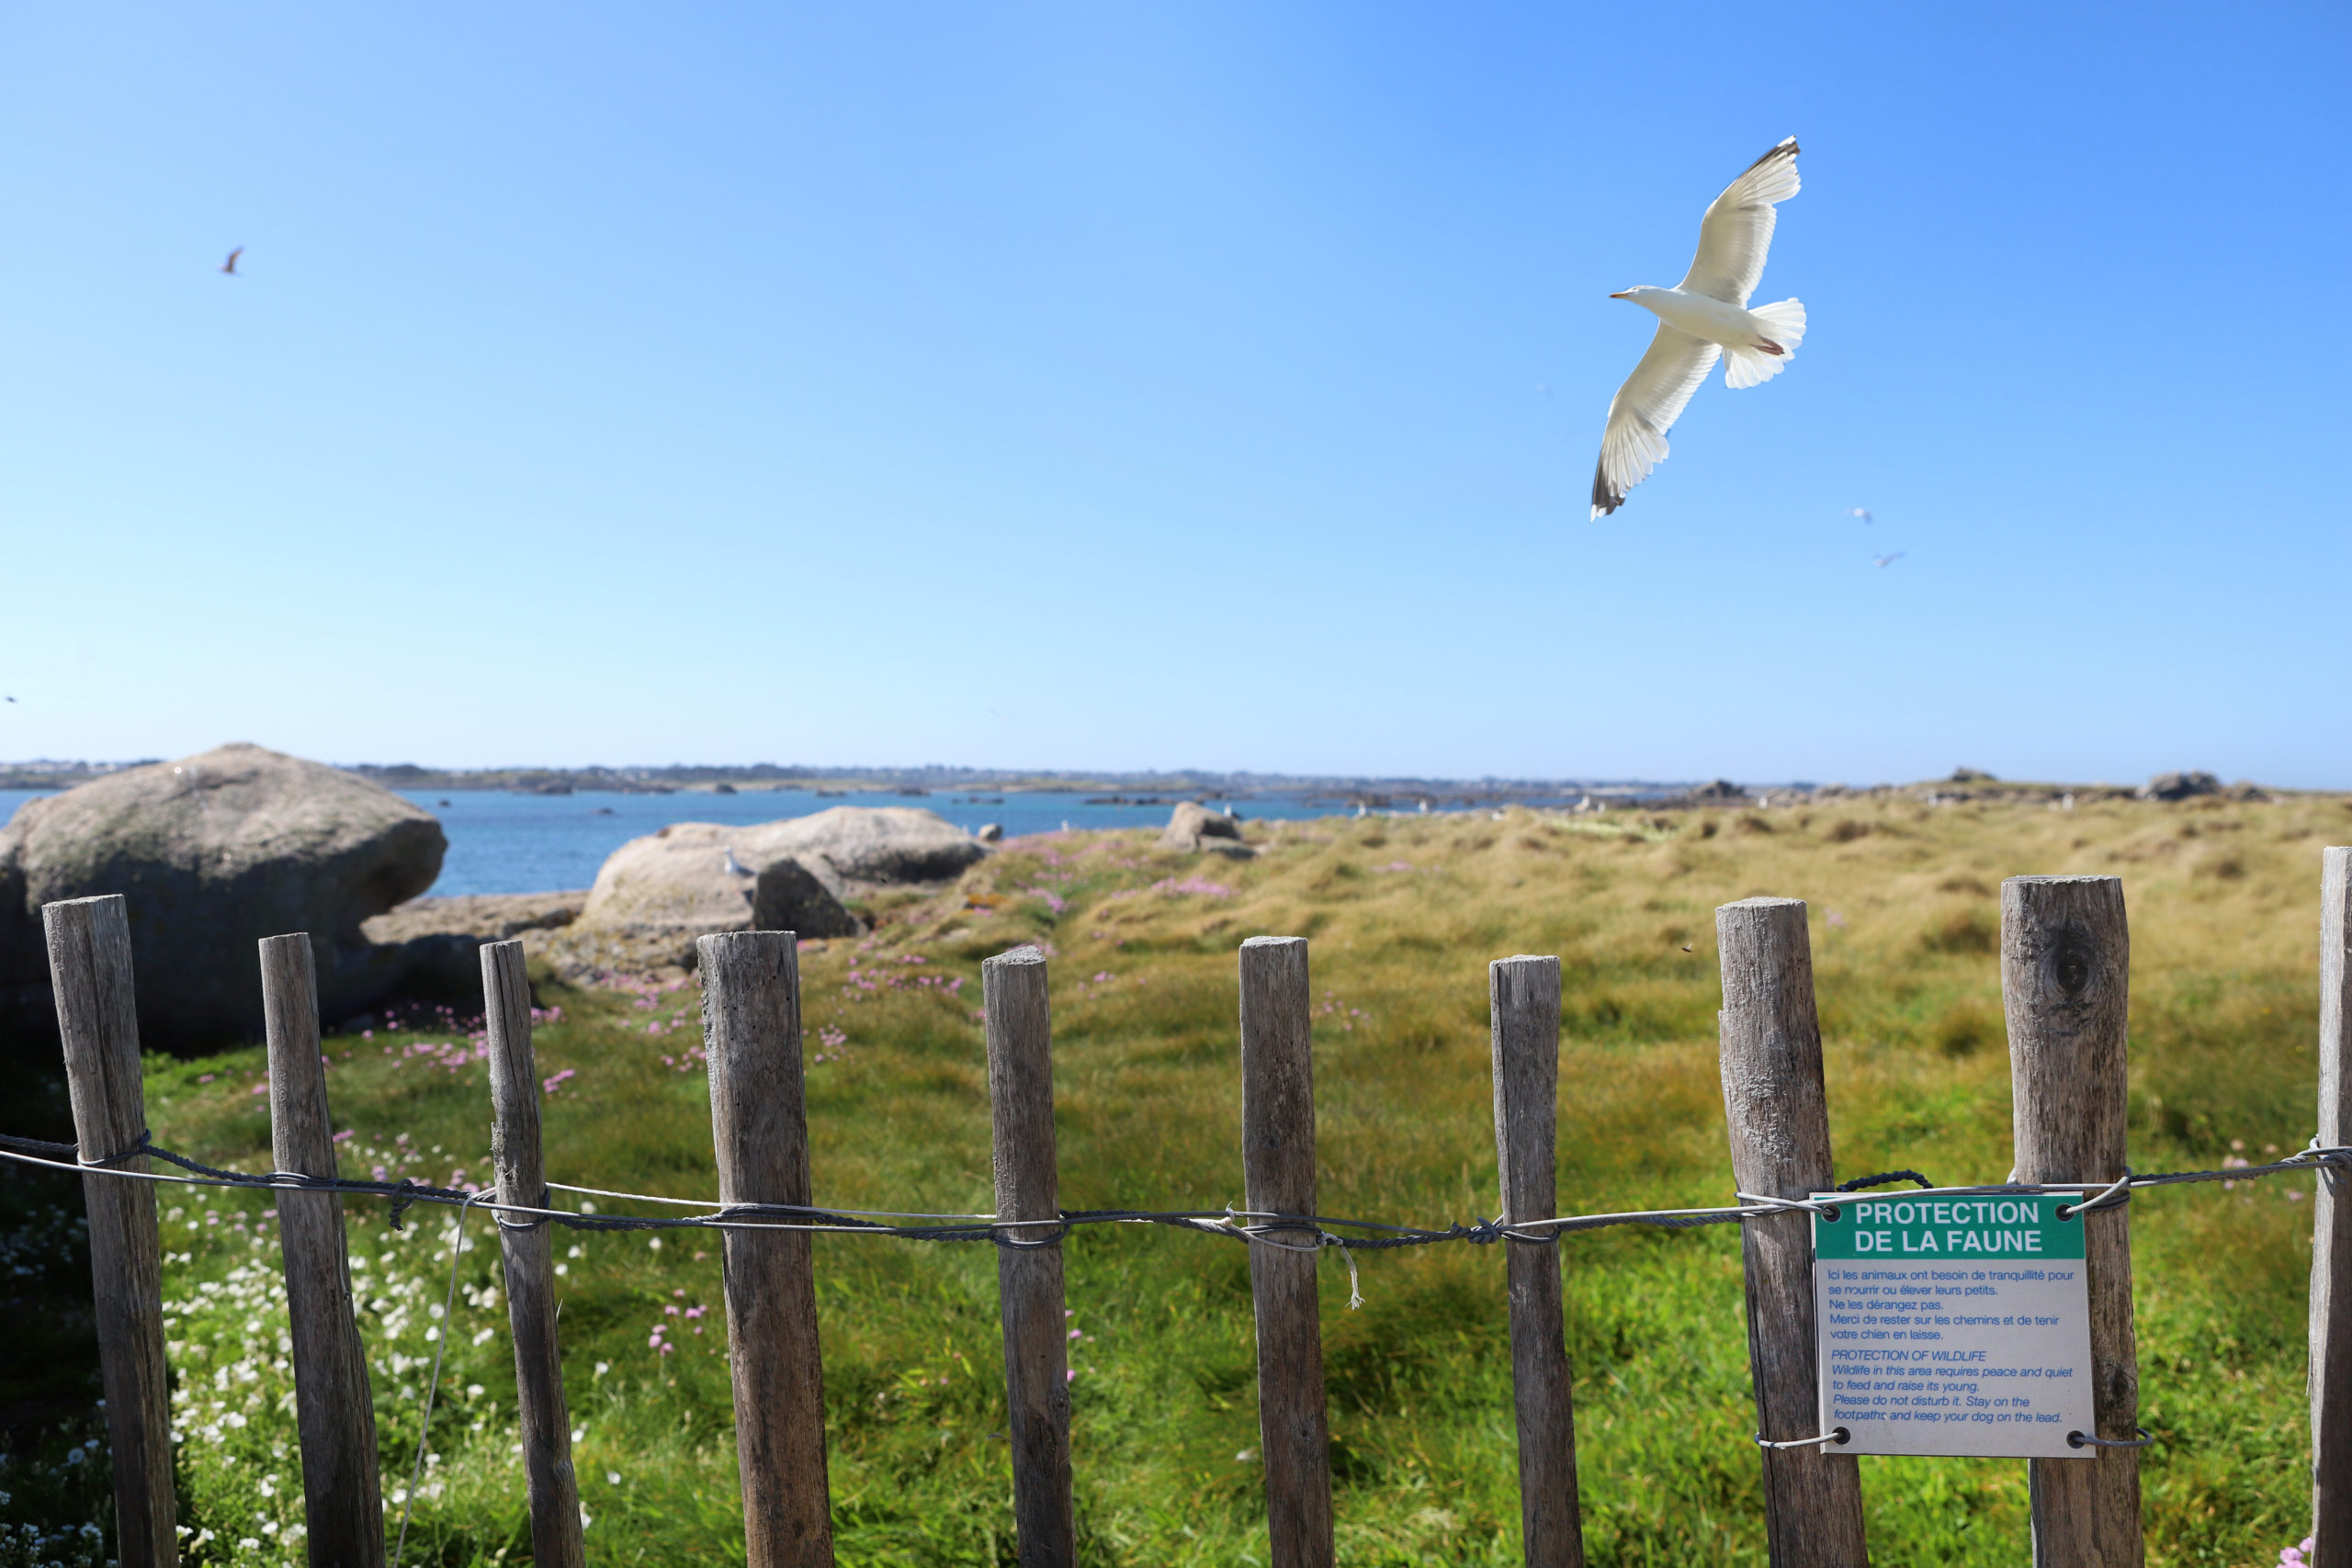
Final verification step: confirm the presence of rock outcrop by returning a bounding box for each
[2141,771,2223,802]
[739,807,989,896]
[0,743,445,1050]
[354,892,589,1010]
[1161,801,1253,859]
[534,823,857,976]
[532,805,983,977]
[361,892,587,946]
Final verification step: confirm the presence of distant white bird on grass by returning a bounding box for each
[1872,552,1905,569]
[1590,137,1806,519]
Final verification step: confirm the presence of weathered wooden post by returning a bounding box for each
[258,933,384,1567]
[2003,874,2143,1567]
[45,895,179,1568]
[983,945,1075,1567]
[1489,954,1585,1568]
[481,940,586,1568]
[701,931,835,1567]
[1715,897,1870,1567]
[2315,848,2352,1566]
[1238,935,1334,1568]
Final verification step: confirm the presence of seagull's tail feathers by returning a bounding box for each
[1724,299,1805,389]
[1751,298,1805,350]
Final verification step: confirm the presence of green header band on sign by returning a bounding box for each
[1812,1192,2086,1262]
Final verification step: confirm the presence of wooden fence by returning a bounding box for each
[30,855,2352,1568]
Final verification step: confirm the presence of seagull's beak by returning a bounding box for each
[1608,291,1630,299]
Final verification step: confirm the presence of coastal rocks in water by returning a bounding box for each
[2141,771,2223,802]
[0,743,445,1051]
[1161,801,1254,859]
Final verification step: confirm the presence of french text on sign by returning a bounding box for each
[1810,1192,2095,1458]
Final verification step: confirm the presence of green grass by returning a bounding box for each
[140,792,2346,1564]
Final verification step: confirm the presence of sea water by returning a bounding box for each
[0,786,1349,897]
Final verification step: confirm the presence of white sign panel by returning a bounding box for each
[1811,1190,2096,1459]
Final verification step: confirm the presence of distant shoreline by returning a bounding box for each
[0,758,1748,806]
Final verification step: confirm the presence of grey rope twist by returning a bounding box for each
[5,1129,2346,1252]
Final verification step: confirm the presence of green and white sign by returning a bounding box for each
[1810,1191,2096,1459]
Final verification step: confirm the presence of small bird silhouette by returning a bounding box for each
[723,846,754,877]
[220,247,243,276]
[1849,507,1872,524]
[1872,552,1905,569]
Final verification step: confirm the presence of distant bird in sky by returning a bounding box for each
[1872,552,1906,569]
[219,247,243,276]
[724,846,753,877]
[1590,138,1805,519]
[1849,508,1873,524]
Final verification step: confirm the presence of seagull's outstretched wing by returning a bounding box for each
[1679,138,1800,307]
[1591,324,1720,518]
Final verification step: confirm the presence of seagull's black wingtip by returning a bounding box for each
[1744,138,1799,172]
[1590,468,1624,518]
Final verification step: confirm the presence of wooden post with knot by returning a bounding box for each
[1488,954,1585,1568]
[702,931,835,1567]
[1716,897,1870,1567]
[984,945,1076,1567]
[2315,848,2352,1568]
[2005,875,2143,1567]
[481,939,586,1568]
[258,932,383,1568]
[1239,935,1334,1568]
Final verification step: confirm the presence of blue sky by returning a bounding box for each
[3,3,2345,785]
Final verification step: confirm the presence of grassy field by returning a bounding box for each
[134,791,2345,1565]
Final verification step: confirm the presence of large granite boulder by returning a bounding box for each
[537,807,983,977]
[358,892,589,1007]
[0,743,446,1050]
[738,806,988,896]
[360,891,587,946]
[2141,771,2223,802]
[538,822,859,976]
[1161,801,1253,859]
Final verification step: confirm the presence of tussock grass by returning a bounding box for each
[141,792,2348,1564]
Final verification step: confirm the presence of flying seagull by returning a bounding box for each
[1849,508,1873,524]
[220,247,243,276]
[1872,552,1905,569]
[1590,138,1806,518]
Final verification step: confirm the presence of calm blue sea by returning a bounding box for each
[0,786,1351,897]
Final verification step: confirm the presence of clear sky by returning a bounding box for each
[4,3,2345,786]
